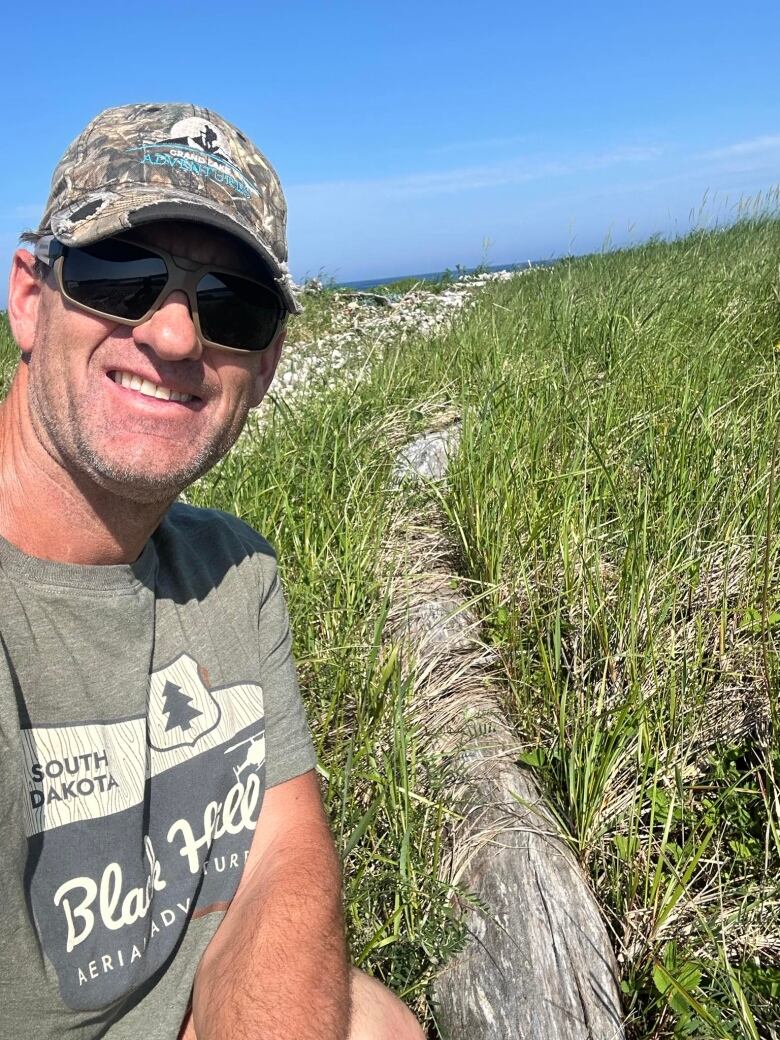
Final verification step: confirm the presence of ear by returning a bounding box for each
[249,327,286,408]
[7,249,45,354]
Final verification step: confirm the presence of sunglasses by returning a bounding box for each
[34,235,286,354]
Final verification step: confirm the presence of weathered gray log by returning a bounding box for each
[384,423,624,1040]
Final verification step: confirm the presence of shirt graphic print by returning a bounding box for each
[20,652,266,1009]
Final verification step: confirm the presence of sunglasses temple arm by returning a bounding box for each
[32,236,64,267]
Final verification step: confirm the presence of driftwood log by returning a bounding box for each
[386,423,624,1039]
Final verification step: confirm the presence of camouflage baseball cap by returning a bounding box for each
[35,102,301,314]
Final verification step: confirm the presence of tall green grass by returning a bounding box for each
[0,315,18,396]
[398,220,780,1037]
[2,217,780,1036]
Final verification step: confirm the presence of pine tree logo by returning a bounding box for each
[161,680,203,733]
[147,655,223,752]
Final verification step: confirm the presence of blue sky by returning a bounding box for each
[1,0,779,300]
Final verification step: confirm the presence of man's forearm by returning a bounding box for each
[191,833,350,1040]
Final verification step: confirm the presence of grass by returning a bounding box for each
[0,319,18,397]
[2,216,780,1036]
[408,220,780,1036]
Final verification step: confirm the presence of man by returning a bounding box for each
[0,103,424,1040]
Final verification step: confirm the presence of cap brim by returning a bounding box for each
[49,187,303,315]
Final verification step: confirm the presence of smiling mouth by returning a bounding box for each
[108,371,197,403]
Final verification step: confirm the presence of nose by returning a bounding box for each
[132,290,202,361]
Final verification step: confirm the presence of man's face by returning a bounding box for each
[20,222,283,503]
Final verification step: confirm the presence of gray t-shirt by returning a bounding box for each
[0,503,316,1039]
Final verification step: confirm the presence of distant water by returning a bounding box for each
[338,260,554,291]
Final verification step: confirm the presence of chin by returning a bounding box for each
[76,447,223,505]
[85,465,194,504]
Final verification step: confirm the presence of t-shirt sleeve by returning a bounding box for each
[256,554,317,788]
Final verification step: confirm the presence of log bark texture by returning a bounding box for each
[386,424,624,1040]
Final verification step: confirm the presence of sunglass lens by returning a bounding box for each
[62,240,168,320]
[197,272,282,351]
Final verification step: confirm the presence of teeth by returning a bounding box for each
[111,371,193,403]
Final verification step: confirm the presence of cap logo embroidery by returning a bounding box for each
[132,117,258,200]
[165,117,233,160]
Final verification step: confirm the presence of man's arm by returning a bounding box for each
[189,769,351,1040]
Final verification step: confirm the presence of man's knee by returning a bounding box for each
[348,967,425,1040]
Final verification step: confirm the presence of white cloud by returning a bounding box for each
[700,134,780,160]
[290,144,664,200]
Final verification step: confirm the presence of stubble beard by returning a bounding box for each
[27,360,250,506]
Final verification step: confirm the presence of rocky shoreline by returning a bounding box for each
[268,269,527,409]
